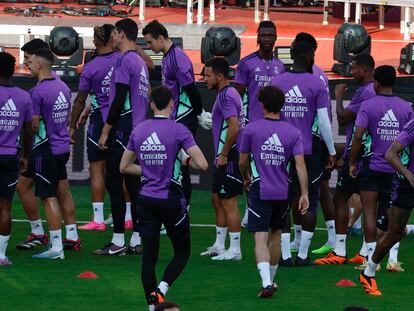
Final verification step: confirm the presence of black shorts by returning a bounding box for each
[211,152,243,199]
[107,114,132,156]
[247,193,289,232]
[391,178,414,210]
[34,151,69,198]
[336,160,359,195]
[0,155,19,201]
[137,194,189,238]
[376,190,391,232]
[87,115,106,162]
[358,165,394,193]
[21,152,35,179]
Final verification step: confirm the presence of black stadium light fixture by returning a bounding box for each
[398,43,414,75]
[332,23,371,77]
[47,26,84,76]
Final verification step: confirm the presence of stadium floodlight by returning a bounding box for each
[332,23,371,77]
[47,26,84,76]
[398,43,414,75]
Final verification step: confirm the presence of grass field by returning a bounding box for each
[2,186,414,311]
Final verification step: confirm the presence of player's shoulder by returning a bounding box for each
[237,52,258,69]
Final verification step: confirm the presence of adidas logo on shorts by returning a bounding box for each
[53,92,69,110]
[140,132,166,151]
[0,98,19,117]
[261,133,284,153]
[378,109,399,127]
[285,85,307,104]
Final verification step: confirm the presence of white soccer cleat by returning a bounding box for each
[387,261,405,272]
[211,250,242,261]
[200,245,225,257]
[354,260,381,272]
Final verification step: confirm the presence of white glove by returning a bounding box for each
[180,149,191,166]
[197,109,212,130]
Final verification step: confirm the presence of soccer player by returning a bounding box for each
[142,19,211,207]
[96,18,150,255]
[28,48,75,259]
[0,52,32,265]
[119,86,208,310]
[359,118,414,296]
[315,54,376,265]
[239,85,309,297]
[349,65,412,270]
[201,57,244,260]
[270,41,336,266]
[234,20,285,227]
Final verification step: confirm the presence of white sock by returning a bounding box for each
[388,242,399,263]
[158,281,169,296]
[406,224,414,235]
[364,258,378,277]
[281,233,291,260]
[353,214,362,230]
[65,224,78,241]
[257,262,271,287]
[49,229,63,253]
[366,242,377,261]
[214,226,227,250]
[359,239,368,257]
[229,232,241,253]
[334,234,347,257]
[112,233,125,247]
[125,202,132,222]
[298,230,314,259]
[92,202,104,224]
[270,264,278,282]
[130,231,141,247]
[30,219,44,235]
[326,220,335,247]
[148,305,155,311]
[292,224,302,247]
[242,204,249,224]
[0,235,10,259]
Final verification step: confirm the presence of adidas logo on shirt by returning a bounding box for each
[0,98,19,117]
[102,67,113,86]
[285,85,307,104]
[255,67,261,72]
[140,67,149,84]
[140,132,166,151]
[53,92,69,110]
[261,133,285,152]
[378,109,399,127]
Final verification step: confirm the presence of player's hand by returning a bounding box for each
[336,157,344,169]
[335,83,348,99]
[69,128,76,144]
[197,110,212,130]
[325,155,337,171]
[216,153,228,167]
[76,109,89,129]
[349,164,358,179]
[19,157,28,173]
[98,133,108,150]
[298,194,309,215]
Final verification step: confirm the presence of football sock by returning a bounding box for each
[257,262,271,287]
[112,233,125,247]
[406,224,414,235]
[65,224,78,241]
[366,242,377,261]
[270,264,278,282]
[281,233,291,260]
[334,234,347,257]
[130,231,141,247]
[364,258,378,277]
[148,305,155,311]
[326,220,335,247]
[92,202,104,224]
[30,219,44,235]
[0,235,10,259]
[388,242,400,263]
[49,229,63,252]
[292,225,302,247]
[158,281,169,296]
[125,202,132,222]
[298,230,313,259]
[229,232,241,253]
[360,239,368,257]
[214,226,227,250]
[353,212,362,230]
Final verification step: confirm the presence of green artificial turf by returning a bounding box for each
[1,187,414,310]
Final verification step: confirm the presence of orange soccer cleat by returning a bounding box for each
[359,272,382,296]
[314,252,347,265]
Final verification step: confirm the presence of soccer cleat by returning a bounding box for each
[279,257,293,267]
[211,250,242,261]
[32,248,64,260]
[258,285,274,298]
[348,253,367,264]
[290,242,299,253]
[147,289,165,305]
[295,256,315,266]
[127,244,143,255]
[78,221,105,231]
[354,260,381,272]
[200,245,225,257]
[311,244,334,255]
[314,252,346,265]
[0,257,12,266]
[124,220,133,230]
[93,243,126,256]
[386,262,405,272]
[16,233,48,250]
[63,238,82,251]
[104,214,113,225]
[359,272,382,296]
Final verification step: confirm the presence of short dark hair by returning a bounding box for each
[257,20,276,33]
[353,53,375,69]
[115,18,138,41]
[258,86,285,113]
[142,19,169,39]
[21,38,48,54]
[150,86,172,110]
[294,32,317,50]
[374,65,396,87]
[290,41,314,60]
[204,57,229,78]
[32,48,54,64]
[0,52,16,78]
[154,301,181,311]
[94,24,115,46]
